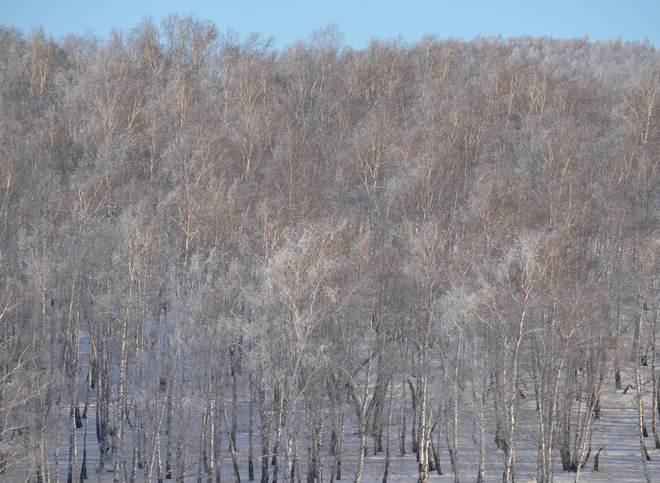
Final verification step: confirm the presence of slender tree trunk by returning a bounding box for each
[354,424,367,483]
[451,341,461,483]
[444,401,459,483]
[650,293,660,449]
[314,412,324,483]
[305,401,323,483]
[130,405,141,482]
[431,428,442,476]
[615,294,622,390]
[175,411,188,483]
[635,309,652,483]
[80,406,88,481]
[156,424,164,483]
[231,350,239,452]
[67,282,79,483]
[258,377,270,483]
[284,409,298,483]
[248,375,255,481]
[382,382,394,483]
[476,376,486,483]
[399,377,406,456]
[68,386,78,483]
[198,407,208,483]
[272,386,284,483]
[503,304,528,483]
[492,370,506,452]
[372,355,386,454]
[42,426,51,483]
[223,401,241,483]
[417,374,429,483]
[407,377,418,456]
[330,399,345,481]
[114,312,130,483]
[165,372,175,479]
[214,397,223,483]
[96,352,111,475]
[209,393,216,483]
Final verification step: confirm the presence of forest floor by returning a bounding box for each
[9,339,660,483]
[15,369,658,482]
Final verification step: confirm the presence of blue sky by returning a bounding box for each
[1,1,658,47]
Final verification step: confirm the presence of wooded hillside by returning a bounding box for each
[0,18,658,482]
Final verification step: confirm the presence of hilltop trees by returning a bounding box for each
[0,18,658,482]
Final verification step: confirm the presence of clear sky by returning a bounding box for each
[1,0,658,47]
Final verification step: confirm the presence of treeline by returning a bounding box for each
[0,17,658,483]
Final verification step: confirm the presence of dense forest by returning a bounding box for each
[0,16,658,483]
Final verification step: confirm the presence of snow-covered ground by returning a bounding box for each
[6,333,660,483]
[10,366,657,483]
